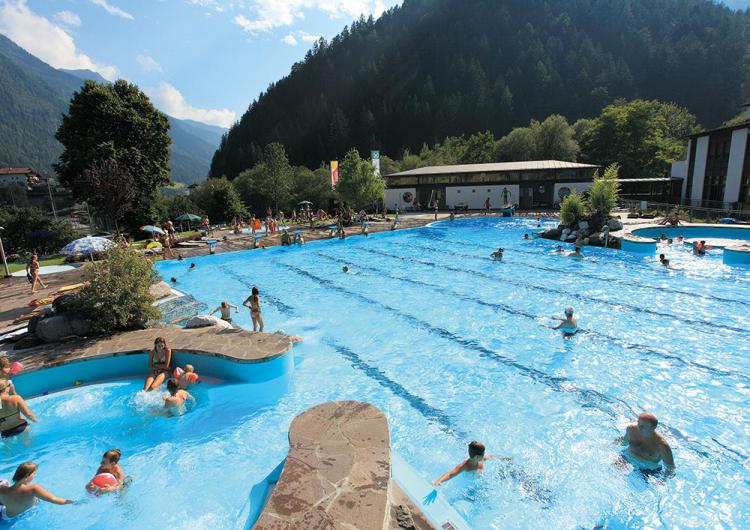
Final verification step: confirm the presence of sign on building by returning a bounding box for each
[371,150,381,176]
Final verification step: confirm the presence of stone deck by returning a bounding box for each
[254,401,435,530]
[3,326,291,373]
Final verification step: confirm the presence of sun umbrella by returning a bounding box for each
[140,225,165,235]
[175,213,201,222]
[60,236,115,261]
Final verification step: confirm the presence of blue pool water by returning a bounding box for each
[5,217,750,529]
[633,225,750,243]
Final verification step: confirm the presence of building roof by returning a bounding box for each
[619,177,683,183]
[0,167,34,175]
[386,160,600,177]
[687,119,750,139]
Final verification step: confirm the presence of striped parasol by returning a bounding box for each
[60,236,115,256]
[140,225,165,235]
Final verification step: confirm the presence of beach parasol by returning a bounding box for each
[174,213,202,231]
[61,236,115,263]
[140,225,165,235]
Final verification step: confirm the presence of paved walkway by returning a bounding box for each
[3,326,291,372]
[255,400,435,530]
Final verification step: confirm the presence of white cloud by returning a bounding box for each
[54,10,81,27]
[137,54,162,73]
[297,30,320,42]
[89,0,133,20]
[0,1,117,80]
[281,34,298,46]
[234,1,386,34]
[146,82,236,128]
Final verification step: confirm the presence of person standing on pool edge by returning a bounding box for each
[243,287,264,332]
[617,413,675,475]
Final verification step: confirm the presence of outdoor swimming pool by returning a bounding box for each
[5,217,750,529]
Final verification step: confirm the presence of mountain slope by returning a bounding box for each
[0,34,222,184]
[210,0,750,178]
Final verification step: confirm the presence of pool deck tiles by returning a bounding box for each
[3,326,292,372]
[254,401,394,530]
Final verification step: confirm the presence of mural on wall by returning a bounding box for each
[402,191,414,203]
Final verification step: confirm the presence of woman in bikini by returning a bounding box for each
[143,337,172,391]
[26,254,47,294]
[243,287,264,332]
[0,462,73,520]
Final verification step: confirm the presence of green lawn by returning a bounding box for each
[7,256,67,273]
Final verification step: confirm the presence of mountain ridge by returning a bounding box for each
[210,0,750,178]
[0,34,223,185]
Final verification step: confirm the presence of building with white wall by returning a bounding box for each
[0,167,40,188]
[385,160,599,211]
[671,108,750,208]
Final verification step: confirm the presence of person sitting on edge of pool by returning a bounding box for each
[659,254,670,267]
[0,462,74,520]
[549,307,577,336]
[164,379,194,411]
[144,337,171,392]
[616,412,675,475]
[432,441,511,486]
[568,246,583,259]
[210,301,239,323]
[86,449,125,495]
[490,247,504,261]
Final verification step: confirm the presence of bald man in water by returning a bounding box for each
[619,413,675,473]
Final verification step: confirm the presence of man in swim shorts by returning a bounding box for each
[432,441,510,486]
[0,462,73,519]
[210,301,239,323]
[617,413,675,474]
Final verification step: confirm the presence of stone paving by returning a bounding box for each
[254,400,436,530]
[255,401,393,530]
[3,326,291,372]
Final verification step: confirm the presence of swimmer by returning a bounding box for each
[342,265,350,273]
[567,246,583,259]
[0,374,37,437]
[210,301,239,323]
[86,449,125,495]
[667,238,673,245]
[432,441,510,486]
[549,307,577,336]
[659,254,670,267]
[164,379,194,410]
[189,263,196,270]
[176,364,198,389]
[616,413,675,474]
[170,277,177,283]
[490,248,504,261]
[0,462,74,519]
[660,233,667,241]
[177,254,184,261]
[523,234,530,240]
[555,245,564,253]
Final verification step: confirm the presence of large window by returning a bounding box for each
[702,132,731,203]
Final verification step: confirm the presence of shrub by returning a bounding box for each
[560,191,586,227]
[588,163,620,217]
[0,206,76,254]
[71,248,160,334]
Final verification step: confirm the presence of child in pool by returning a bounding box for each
[164,379,194,409]
[432,441,510,486]
[176,364,199,390]
[86,449,125,495]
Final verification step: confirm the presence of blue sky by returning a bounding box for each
[0,0,402,127]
